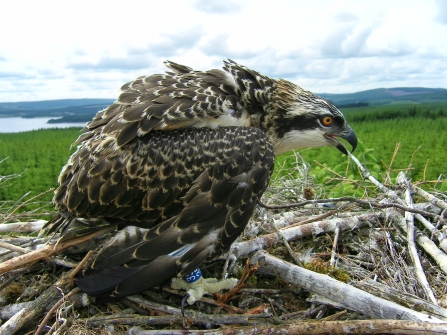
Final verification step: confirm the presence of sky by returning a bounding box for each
[0,0,446,102]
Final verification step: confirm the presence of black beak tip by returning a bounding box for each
[339,129,357,155]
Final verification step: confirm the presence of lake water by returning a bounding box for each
[0,117,85,133]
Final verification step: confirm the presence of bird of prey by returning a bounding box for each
[45,60,357,300]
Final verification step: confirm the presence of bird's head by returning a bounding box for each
[261,79,357,156]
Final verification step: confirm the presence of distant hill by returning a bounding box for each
[0,87,446,123]
[0,99,114,121]
[319,87,447,107]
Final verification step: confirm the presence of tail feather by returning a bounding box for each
[75,266,141,296]
[76,255,178,299]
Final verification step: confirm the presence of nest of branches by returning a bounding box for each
[0,154,447,335]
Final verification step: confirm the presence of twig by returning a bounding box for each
[17,252,92,332]
[329,222,340,267]
[215,260,259,303]
[280,304,325,320]
[348,152,447,273]
[320,309,348,321]
[259,196,444,221]
[4,189,54,220]
[239,288,302,294]
[67,250,93,282]
[270,220,302,266]
[384,142,401,185]
[286,210,336,229]
[0,241,29,254]
[125,295,183,315]
[414,213,447,253]
[313,160,345,179]
[73,319,447,334]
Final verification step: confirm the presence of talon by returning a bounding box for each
[181,293,190,319]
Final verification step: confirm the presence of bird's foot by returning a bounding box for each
[215,259,259,303]
[171,269,238,305]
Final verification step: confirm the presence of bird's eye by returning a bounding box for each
[321,116,333,126]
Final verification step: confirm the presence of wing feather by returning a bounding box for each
[72,60,258,149]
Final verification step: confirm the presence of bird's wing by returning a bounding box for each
[75,61,259,148]
[73,127,274,299]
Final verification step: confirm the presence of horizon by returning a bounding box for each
[1,86,447,105]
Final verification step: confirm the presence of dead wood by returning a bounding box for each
[353,279,447,320]
[81,313,269,328]
[227,213,377,259]
[219,320,447,334]
[0,220,45,234]
[251,250,446,323]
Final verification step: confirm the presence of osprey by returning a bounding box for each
[46,60,357,300]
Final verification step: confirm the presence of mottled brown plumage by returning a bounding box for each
[45,60,357,299]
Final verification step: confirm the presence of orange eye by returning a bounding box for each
[322,116,333,126]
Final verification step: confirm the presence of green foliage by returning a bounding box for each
[0,128,81,203]
[0,103,446,212]
[344,104,447,122]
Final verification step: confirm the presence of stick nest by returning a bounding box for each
[1,153,447,335]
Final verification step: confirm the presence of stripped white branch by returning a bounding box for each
[396,172,438,305]
[251,250,445,323]
[227,213,377,260]
[0,220,45,233]
[348,153,400,201]
[415,214,447,253]
[329,222,340,267]
[411,184,447,212]
[354,279,447,320]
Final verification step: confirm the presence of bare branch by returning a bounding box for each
[251,250,445,323]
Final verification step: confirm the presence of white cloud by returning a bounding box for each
[193,0,242,14]
[435,0,447,25]
[0,0,446,101]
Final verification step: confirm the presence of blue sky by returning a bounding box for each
[0,0,446,102]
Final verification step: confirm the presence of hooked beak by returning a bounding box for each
[325,128,358,155]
